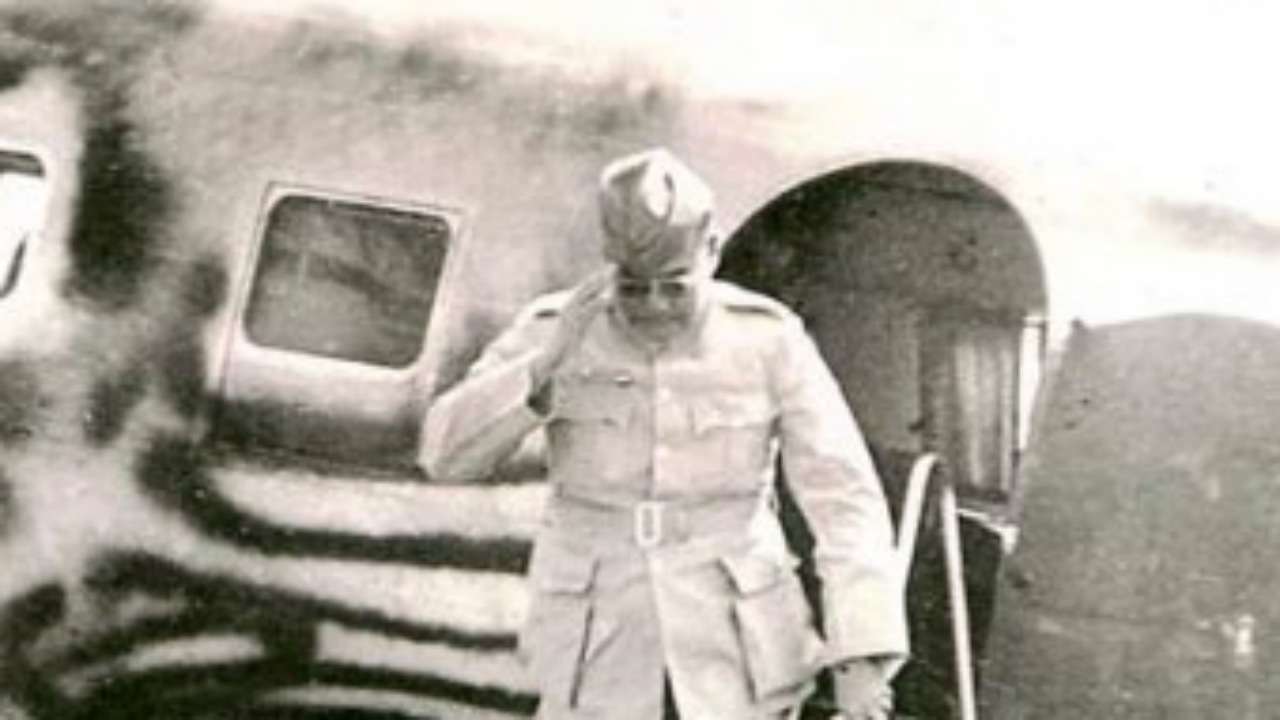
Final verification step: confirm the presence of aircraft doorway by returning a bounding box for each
[719,160,1047,716]
[719,160,1047,508]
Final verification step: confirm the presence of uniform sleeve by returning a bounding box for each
[418,304,553,482]
[770,316,909,665]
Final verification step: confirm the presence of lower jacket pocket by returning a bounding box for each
[520,551,617,709]
[722,553,825,700]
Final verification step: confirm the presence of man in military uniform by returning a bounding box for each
[420,148,907,719]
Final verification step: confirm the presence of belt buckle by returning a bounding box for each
[634,501,664,549]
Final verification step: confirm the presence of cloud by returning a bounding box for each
[1148,199,1280,255]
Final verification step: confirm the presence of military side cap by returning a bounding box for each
[598,148,715,271]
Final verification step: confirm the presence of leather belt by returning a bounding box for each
[549,488,768,549]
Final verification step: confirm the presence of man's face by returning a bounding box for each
[613,238,717,346]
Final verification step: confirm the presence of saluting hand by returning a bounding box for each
[832,658,894,720]
[530,266,614,390]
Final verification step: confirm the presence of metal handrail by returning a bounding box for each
[896,453,938,576]
[891,452,978,720]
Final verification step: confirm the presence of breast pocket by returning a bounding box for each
[552,385,632,426]
[720,552,825,701]
[547,380,635,480]
[692,393,775,474]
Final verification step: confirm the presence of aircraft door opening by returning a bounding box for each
[718,160,1047,717]
[720,161,1047,506]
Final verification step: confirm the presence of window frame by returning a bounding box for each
[0,142,51,302]
[212,182,470,467]
[232,182,467,380]
[240,189,456,370]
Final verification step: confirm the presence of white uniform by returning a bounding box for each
[422,281,908,719]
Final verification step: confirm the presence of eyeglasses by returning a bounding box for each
[615,277,695,300]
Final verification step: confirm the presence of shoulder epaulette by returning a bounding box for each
[714,281,792,320]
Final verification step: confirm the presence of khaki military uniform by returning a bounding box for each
[422,281,908,720]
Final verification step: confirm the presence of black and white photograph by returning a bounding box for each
[0,1,1277,718]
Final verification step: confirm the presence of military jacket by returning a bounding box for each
[421,281,908,720]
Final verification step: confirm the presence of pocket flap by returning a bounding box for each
[693,394,773,433]
[720,553,786,595]
[726,553,825,701]
[552,386,631,425]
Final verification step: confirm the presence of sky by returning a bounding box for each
[207,0,1280,327]
[206,0,1278,203]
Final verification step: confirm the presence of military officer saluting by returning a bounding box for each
[421,148,907,719]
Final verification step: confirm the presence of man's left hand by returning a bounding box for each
[831,658,893,720]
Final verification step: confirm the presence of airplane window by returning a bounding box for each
[244,193,450,367]
[0,151,47,300]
